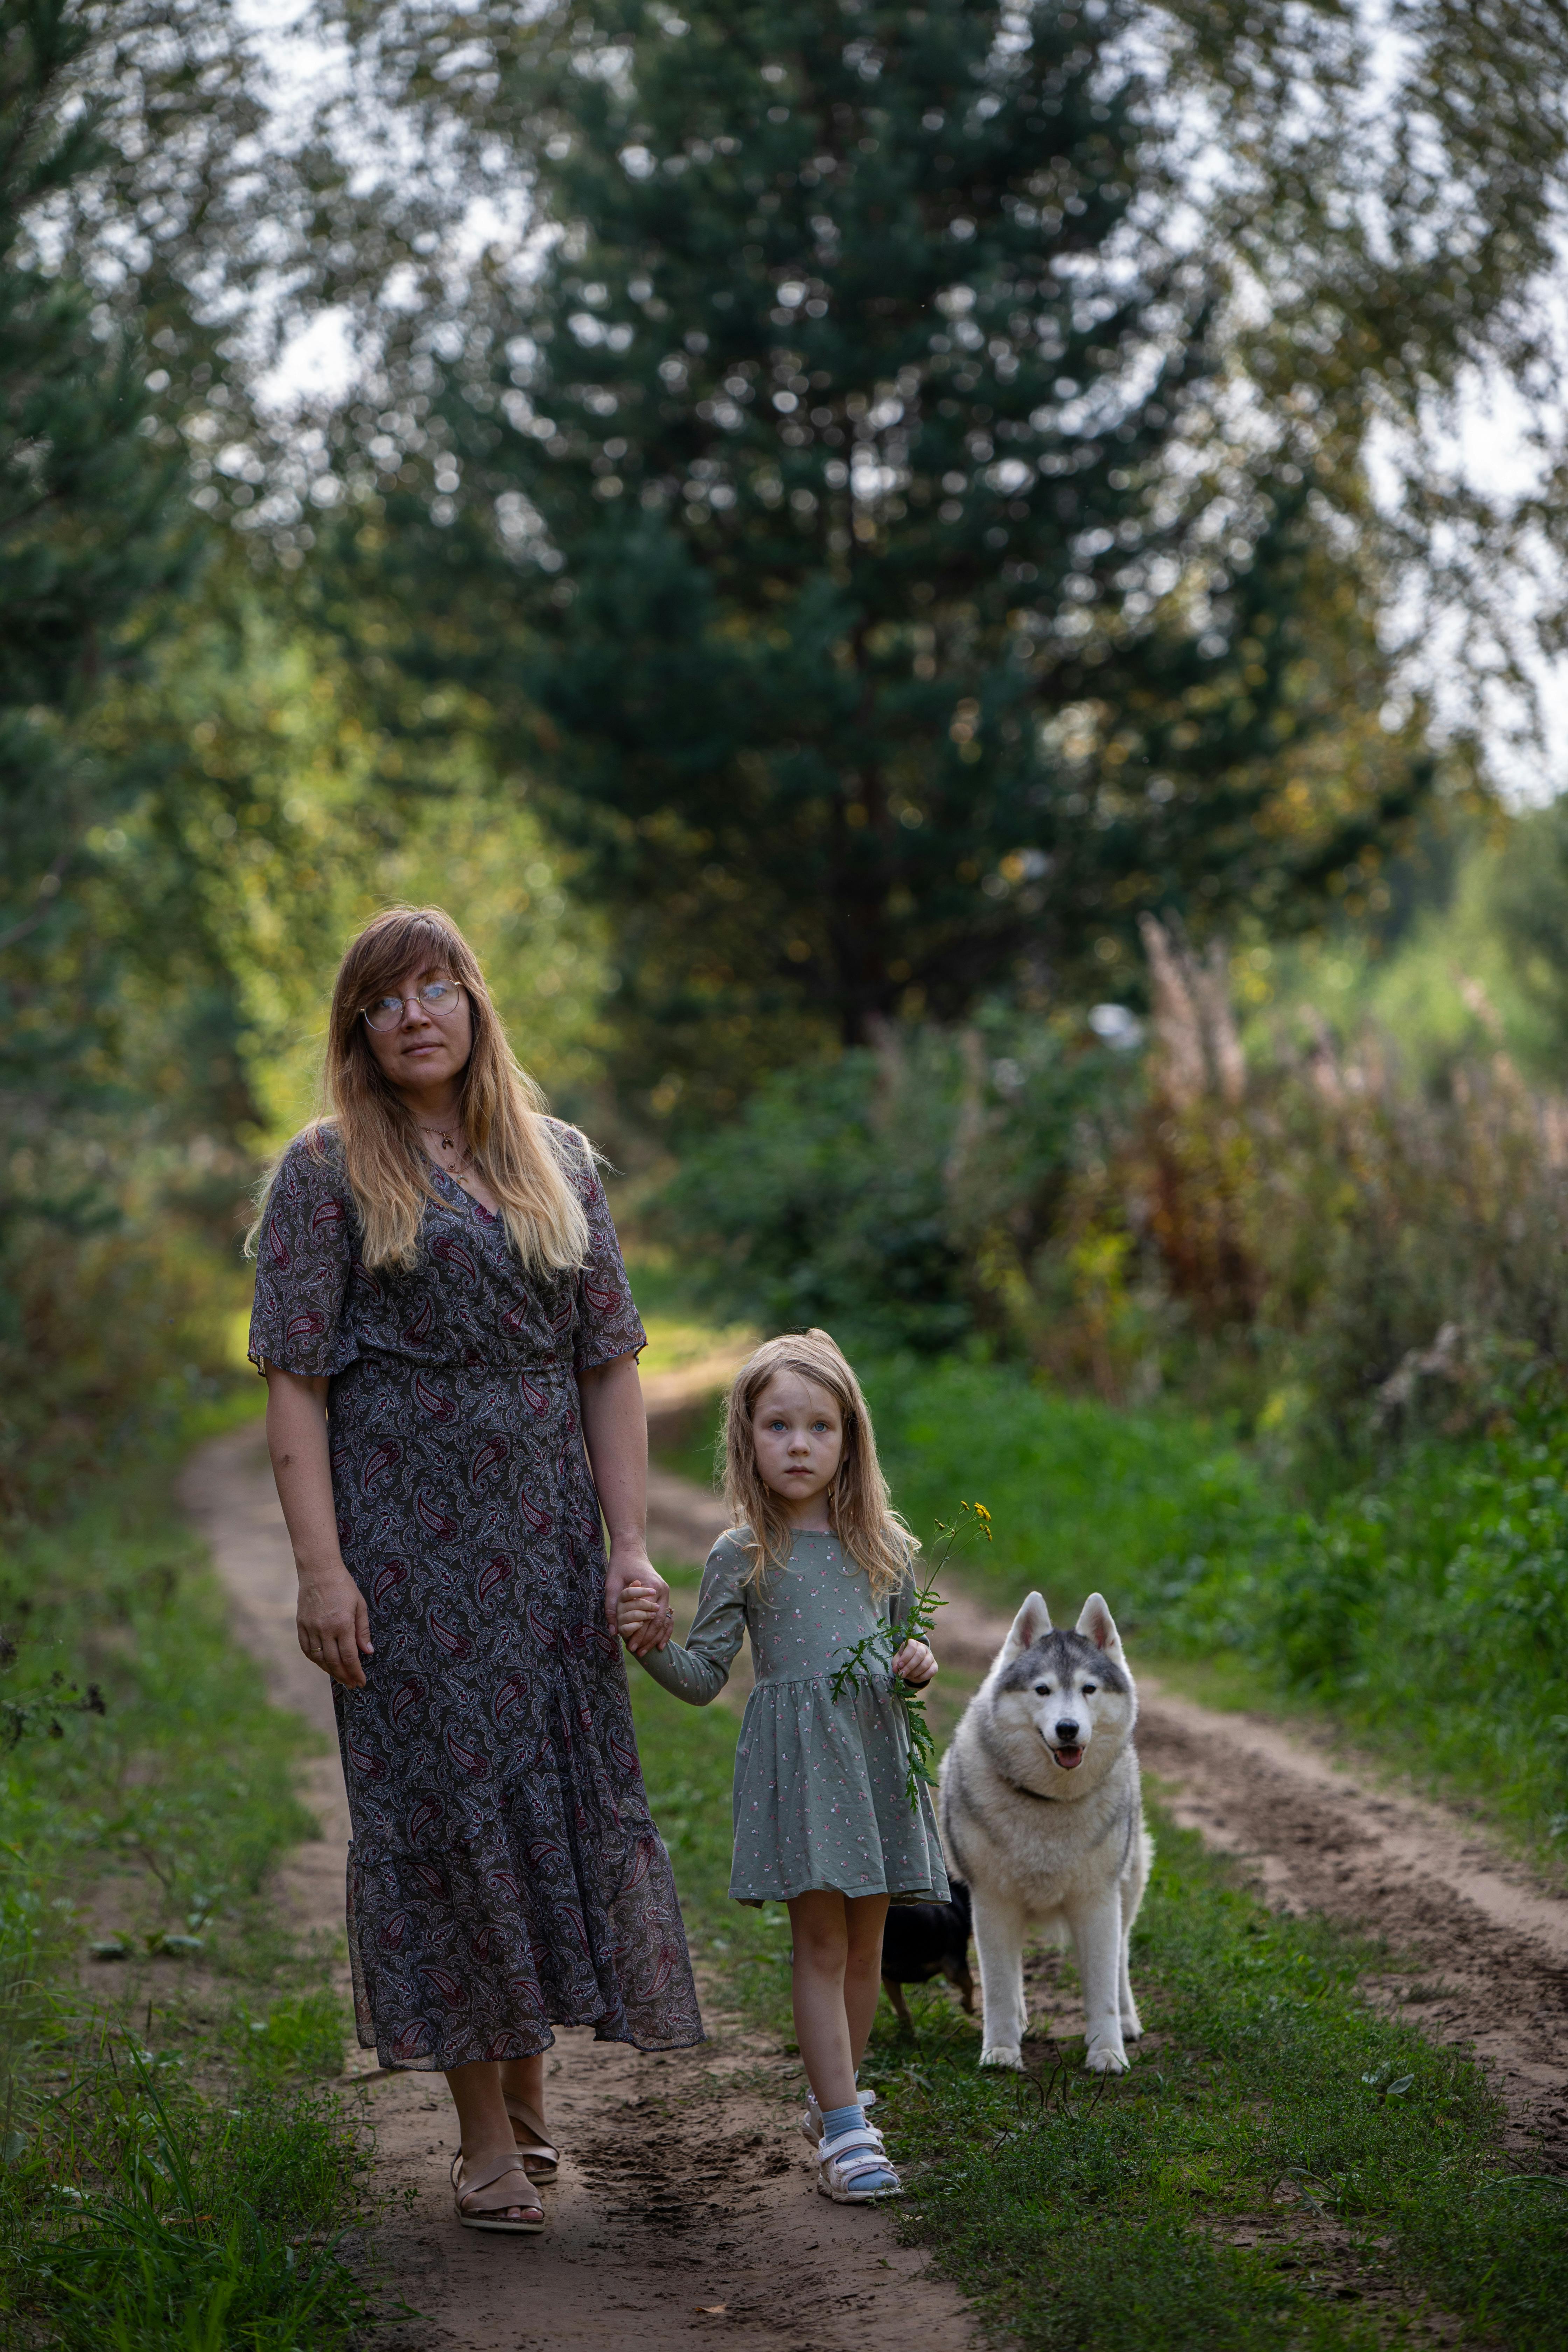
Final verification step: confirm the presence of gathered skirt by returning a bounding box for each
[728,1673,949,1906]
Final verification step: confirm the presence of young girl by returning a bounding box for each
[617,1329,945,2204]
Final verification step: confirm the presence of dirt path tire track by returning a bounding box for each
[934,1593,1568,2166]
[178,1424,976,2352]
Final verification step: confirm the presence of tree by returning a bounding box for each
[0,0,334,1502]
[313,0,1428,1115]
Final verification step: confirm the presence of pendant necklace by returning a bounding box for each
[416,1119,473,1182]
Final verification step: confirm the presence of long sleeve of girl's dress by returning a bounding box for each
[633,1538,749,1707]
[887,1555,922,1643]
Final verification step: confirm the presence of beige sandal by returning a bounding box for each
[451,2150,545,2233]
[504,2097,560,2182]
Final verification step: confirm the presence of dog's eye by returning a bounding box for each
[1083,1682,1097,1695]
[1033,1682,1049,1695]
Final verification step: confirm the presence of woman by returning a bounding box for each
[248,905,701,2233]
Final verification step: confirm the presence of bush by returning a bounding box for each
[654,1019,1138,1354]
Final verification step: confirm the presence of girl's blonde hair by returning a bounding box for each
[722,1329,916,1599]
[254,904,591,1276]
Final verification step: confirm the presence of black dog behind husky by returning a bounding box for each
[880,1882,973,2032]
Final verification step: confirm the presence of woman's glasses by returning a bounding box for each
[362,980,465,1032]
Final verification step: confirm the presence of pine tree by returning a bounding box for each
[338,0,1424,1100]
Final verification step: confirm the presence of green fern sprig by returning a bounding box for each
[828,1500,991,1810]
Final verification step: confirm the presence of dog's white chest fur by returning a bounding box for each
[939,1590,1153,2073]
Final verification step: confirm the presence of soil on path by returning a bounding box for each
[933,1591,1568,2168]
[178,1424,975,2352]
[180,1408,1568,2345]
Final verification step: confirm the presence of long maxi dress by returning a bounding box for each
[248,1118,703,2072]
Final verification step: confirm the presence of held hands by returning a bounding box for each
[892,1638,938,1688]
[606,1547,673,1656]
[616,1578,672,1655]
[297,1565,374,1689]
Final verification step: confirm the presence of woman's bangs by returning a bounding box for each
[342,911,471,1013]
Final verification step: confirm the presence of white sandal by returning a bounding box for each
[799,2087,877,2150]
[504,2097,560,2181]
[451,2150,546,2233]
[817,2122,902,2204]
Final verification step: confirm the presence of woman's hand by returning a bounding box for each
[892,1638,938,1688]
[606,1545,674,1656]
[298,1563,374,1688]
[578,1354,672,1654]
[265,1365,373,1689]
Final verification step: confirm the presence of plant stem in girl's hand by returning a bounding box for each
[828,1501,990,1809]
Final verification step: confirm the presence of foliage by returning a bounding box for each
[0,1404,321,1970]
[320,0,1436,1113]
[0,2051,372,2351]
[0,1410,374,2348]
[654,1014,1139,1350]
[851,1349,1568,1848]
[1079,951,1568,1454]
[0,560,613,1510]
[828,1537,956,1810]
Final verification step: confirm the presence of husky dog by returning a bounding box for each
[940,1591,1151,2073]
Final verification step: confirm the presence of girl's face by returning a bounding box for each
[750,1371,846,1524]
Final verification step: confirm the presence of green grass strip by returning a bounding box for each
[0,1406,374,2349]
[629,1674,1568,2350]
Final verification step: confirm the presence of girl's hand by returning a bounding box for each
[892,1638,937,1688]
[297,1564,374,1689]
[616,1580,669,1653]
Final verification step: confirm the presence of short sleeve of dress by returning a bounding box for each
[247,1131,359,1380]
[560,1126,648,1374]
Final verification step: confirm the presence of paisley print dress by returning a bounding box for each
[248,1119,703,2072]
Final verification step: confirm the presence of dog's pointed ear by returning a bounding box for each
[1076,1592,1125,1663]
[999,1591,1052,1665]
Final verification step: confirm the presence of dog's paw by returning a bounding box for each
[979,2044,1024,2071]
[1120,2008,1144,2040]
[1083,2041,1129,2074]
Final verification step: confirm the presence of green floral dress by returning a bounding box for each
[634,1528,949,1907]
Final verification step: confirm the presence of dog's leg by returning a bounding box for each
[883,1976,916,2036]
[972,1892,1029,2068]
[1117,1931,1142,2042]
[1119,1825,1153,2039]
[1065,1887,1127,2073]
[947,1959,975,2015]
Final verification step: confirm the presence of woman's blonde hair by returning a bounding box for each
[722,1329,916,1599]
[255,904,591,1276]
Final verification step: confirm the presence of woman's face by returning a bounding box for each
[362,960,474,1100]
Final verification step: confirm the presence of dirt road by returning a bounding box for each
[936,1591,1568,2165]
[179,1424,975,2352]
[180,1410,1568,2345]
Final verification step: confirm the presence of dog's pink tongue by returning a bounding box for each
[1055,1747,1084,1769]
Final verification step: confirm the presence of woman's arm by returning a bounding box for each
[263,1366,373,1688]
[578,1351,672,1656]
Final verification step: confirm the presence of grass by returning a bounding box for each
[650,1328,1568,1855]
[0,1393,373,2350]
[627,1664,1568,2350]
